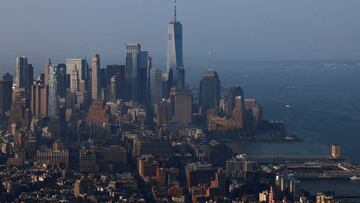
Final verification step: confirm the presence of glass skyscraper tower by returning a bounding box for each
[125,44,149,104]
[199,69,220,115]
[167,0,184,89]
[48,64,59,119]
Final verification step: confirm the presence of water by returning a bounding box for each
[187,60,360,162]
[186,60,360,194]
[300,179,360,195]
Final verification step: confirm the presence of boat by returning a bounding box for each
[350,176,360,181]
[319,173,331,179]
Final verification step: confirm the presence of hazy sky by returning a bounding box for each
[0,0,360,72]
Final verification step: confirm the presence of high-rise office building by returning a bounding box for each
[66,58,89,95]
[175,67,185,89]
[109,73,125,102]
[31,81,48,117]
[66,58,89,81]
[155,99,171,127]
[161,73,169,98]
[150,69,163,110]
[70,67,79,93]
[8,87,31,129]
[227,87,244,116]
[170,87,192,124]
[105,65,125,84]
[48,64,59,119]
[106,65,126,100]
[0,79,13,115]
[199,69,220,115]
[26,64,34,94]
[44,58,52,86]
[91,54,101,101]
[125,44,149,104]
[15,56,28,88]
[99,68,106,100]
[232,96,244,124]
[109,75,118,102]
[57,64,67,98]
[244,97,262,129]
[15,57,33,98]
[48,64,65,139]
[167,0,184,89]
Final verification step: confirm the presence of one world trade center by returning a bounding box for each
[167,0,185,90]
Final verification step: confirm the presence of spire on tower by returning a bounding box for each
[46,57,52,65]
[174,0,177,22]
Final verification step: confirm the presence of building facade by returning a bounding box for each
[15,57,33,99]
[150,69,163,110]
[106,64,126,100]
[0,79,13,115]
[155,99,171,127]
[8,88,31,129]
[170,87,192,124]
[199,69,220,115]
[167,1,184,89]
[31,81,48,117]
[91,54,101,101]
[125,44,149,104]
[48,64,59,119]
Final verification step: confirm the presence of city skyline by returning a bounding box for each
[1,0,360,72]
[1,1,360,201]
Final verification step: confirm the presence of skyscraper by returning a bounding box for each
[48,64,65,139]
[232,96,244,124]
[48,64,59,119]
[199,69,220,115]
[15,57,33,98]
[44,58,52,86]
[70,67,79,93]
[125,44,149,104]
[149,69,163,110]
[167,0,184,89]
[0,79,13,115]
[170,87,192,124]
[66,58,89,95]
[161,73,169,98]
[155,99,171,127]
[26,64,34,95]
[244,97,262,129]
[8,87,31,129]
[106,65,126,100]
[66,58,89,81]
[57,64,67,98]
[227,87,244,116]
[15,56,28,88]
[91,54,101,101]
[31,80,48,118]
[109,75,118,102]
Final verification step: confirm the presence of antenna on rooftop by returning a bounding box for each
[174,0,177,21]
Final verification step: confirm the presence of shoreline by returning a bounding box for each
[209,132,302,143]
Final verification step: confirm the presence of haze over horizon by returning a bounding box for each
[0,0,360,72]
